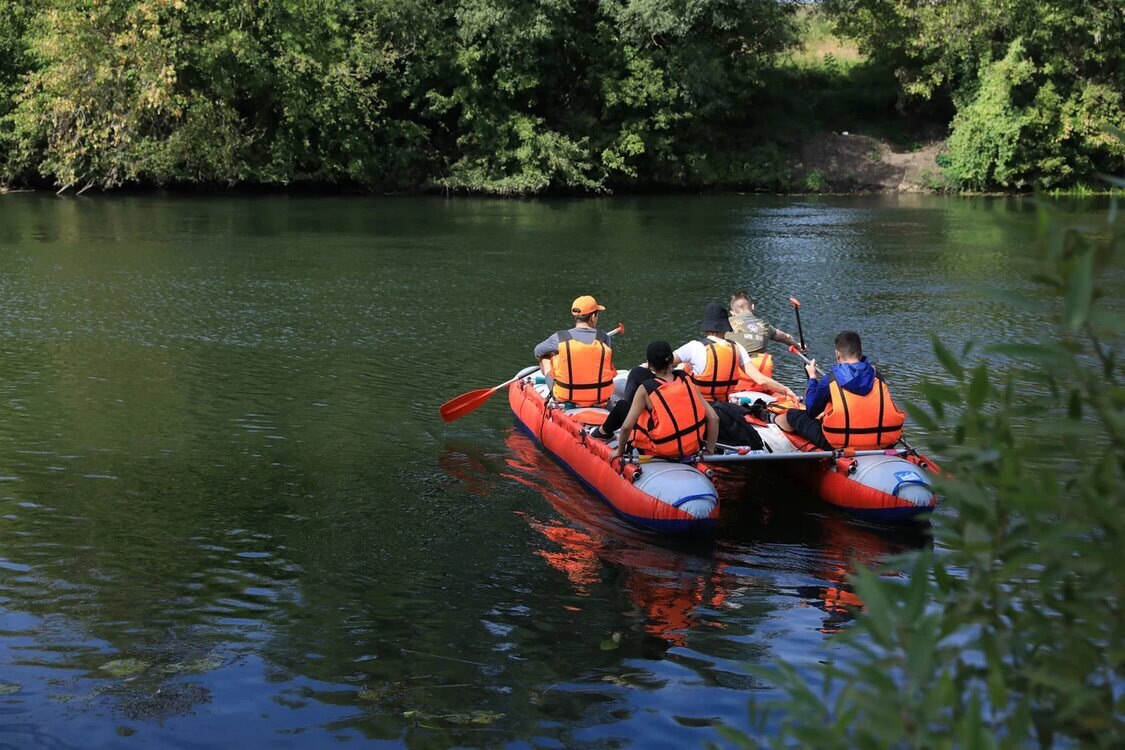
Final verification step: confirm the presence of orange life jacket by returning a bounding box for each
[819,371,904,449]
[690,338,743,401]
[735,352,776,392]
[633,372,708,459]
[551,329,616,406]
[749,352,774,378]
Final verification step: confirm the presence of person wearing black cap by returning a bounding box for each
[588,341,670,440]
[672,302,797,404]
[607,341,718,461]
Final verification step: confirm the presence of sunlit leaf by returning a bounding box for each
[848,567,894,648]
[895,402,940,431]
[932,335,964,379]
[1064,247,1095,330]
[918,382,961,405]
[968,364,990,409]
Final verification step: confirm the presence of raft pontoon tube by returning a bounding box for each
[509,374,719,534]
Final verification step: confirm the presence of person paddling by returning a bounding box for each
[675,302,797,403]
[609,341,719,461]
[726,290,804,378]
[770,330,904,450]
[534,295,617,406]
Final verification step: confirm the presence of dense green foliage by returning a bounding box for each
[0,1,1121,192]
[0,0,799,192]
[740,186,1123,746]
[823,0,1125,190]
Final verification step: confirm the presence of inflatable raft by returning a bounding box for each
[719,392,940,522]
[508,373,719,535]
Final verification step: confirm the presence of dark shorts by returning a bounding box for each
[785,409,832,450]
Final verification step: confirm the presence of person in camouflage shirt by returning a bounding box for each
[726,290,805,355]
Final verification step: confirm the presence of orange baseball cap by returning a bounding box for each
[571,295,606,315]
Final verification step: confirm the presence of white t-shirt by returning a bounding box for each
[674,337,751,375]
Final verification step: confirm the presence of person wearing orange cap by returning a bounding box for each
[534,295,617,406]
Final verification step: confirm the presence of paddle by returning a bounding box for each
[788,297,807,351]
[439,365,541,423]
[788,344,825,377]
[439,323,624,423]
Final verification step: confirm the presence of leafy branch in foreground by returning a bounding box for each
[738,189,1122,748]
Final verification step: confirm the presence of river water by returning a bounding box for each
[0,193,1085,747]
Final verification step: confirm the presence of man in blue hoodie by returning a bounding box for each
[771,330,901,450]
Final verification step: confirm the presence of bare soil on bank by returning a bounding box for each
[792,132,947,192]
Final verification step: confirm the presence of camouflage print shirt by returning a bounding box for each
[726,311,777,354]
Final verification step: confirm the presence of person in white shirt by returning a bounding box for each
[673,302,797,403]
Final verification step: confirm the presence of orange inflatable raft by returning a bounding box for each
[508,375,719,534]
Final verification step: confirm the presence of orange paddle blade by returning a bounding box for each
[439,386,500,423]
[439,364,542,423]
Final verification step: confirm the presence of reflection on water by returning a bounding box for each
[500,431,728,648]
[454,429,930,662]
[0,193,1092,746]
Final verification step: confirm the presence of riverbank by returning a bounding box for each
[7,132,1120,197]
[0,131,950,197]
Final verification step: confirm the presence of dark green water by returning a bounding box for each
[0,194,1070,747]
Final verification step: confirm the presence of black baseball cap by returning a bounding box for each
[646,340,674,366]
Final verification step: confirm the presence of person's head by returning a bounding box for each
[571,295,606,325]
[700,302,733,335]
[730,290,753,314]
[834,331,863,361]
[646,341,675,372]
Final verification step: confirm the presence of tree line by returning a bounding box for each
[0,0,1121,194]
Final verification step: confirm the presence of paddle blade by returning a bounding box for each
[788,297,801,308]
[439,386,499,423]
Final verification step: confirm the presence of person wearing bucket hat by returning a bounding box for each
[672,302,798,403]
[533,295,617,406]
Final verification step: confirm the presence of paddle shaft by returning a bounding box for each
[788,297,806,351]
[788,344,825,377]
[496,365,542,392]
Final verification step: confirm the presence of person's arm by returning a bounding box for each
[803,362,831,417]
[671,341,694,370]
[610,388,650,461]
[769,324,804,352]
[534,333,560,374]
[737,344,798,401]
[699,392,719,454]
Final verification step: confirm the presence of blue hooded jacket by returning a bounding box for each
[804,356,876,419]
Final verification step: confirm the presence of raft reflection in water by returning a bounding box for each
[439,430,930,646]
